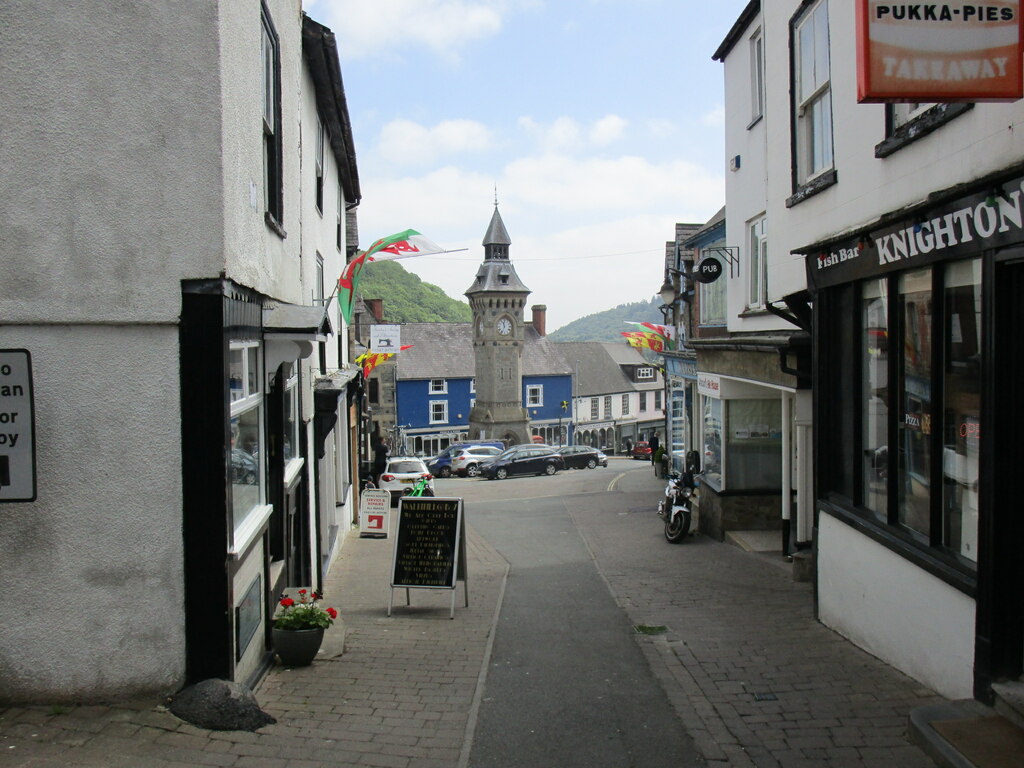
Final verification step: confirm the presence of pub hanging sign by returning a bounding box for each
[856,1,1024,102]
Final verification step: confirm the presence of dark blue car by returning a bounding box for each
[482,445,564,480]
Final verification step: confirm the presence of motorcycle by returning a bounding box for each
[657,452,699,544]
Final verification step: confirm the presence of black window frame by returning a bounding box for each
[261,2,284,235]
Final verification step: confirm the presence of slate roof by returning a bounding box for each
[393,323,572,380]
[555,341,664,396]
[482,206,511,245]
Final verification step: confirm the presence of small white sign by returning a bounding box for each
[370,325,401,352]
[0,350,36,502]
[359,488,391,537]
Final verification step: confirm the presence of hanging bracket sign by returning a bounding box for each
[0,350,36,503]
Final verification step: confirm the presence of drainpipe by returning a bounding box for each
[781,394,792,558]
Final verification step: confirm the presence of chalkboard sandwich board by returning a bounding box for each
[388,496,467,618]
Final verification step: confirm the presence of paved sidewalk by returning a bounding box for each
[0,473,948,768]
[566,471,944,768]
[0,525,508,768]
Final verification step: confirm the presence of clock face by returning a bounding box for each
[497,317,512,335]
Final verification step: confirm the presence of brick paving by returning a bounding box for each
[0,469,945,767]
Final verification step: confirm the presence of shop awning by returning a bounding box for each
[263,303,331,373]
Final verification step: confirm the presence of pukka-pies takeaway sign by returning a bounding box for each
[856,1,1024,102]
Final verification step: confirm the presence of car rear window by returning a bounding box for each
[389,461,423,473]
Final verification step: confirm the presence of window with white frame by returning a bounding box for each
[336,181,343,251]
[637,367,654,379]
[315,253,324,307]
[655,390,662,410]
[748,216,768,308]
[315,115,325,214]
[700,248,728,324]
[793,0,833,185]
[750,27,765,123]
[470,378,476,393]
[261,5,282,226]
[621,394,630,415]
[891,102,934,130]
[229,341,264,533]
[429,379,447,394]
[429,400,448,424]
[527,385,543,407]
[603,396,612,419]
[591,398,599,420]
[283,361,300,463]
[640,391,648,412]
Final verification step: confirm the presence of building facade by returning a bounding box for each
[0,3,360,700]
[719,0,1024,704]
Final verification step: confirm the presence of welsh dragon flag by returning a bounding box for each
[624,321,674,351]
[354,344,414,379]
[338,230,445,323]
[621,331,665,353]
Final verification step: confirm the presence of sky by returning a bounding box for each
[303,0,750,331]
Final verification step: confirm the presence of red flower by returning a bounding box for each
[298,589,307,595]
[326,607,338,620]
[280,597,295,607]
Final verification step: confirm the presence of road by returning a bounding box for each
[432,457,706,767]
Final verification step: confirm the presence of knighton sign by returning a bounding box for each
[856,0,1024,102]
[805,176,1024,289]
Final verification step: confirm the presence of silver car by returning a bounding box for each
[451,446,503,477]
[377,456,435,505]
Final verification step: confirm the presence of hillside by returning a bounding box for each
[356,260,472,323]
[547,297,665,342]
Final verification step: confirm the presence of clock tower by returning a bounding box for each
[465,205,531,446]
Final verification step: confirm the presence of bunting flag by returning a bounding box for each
[621,331,665,353]
[624,321,675,351]
[354,344,414,379]
[338,230,446,323]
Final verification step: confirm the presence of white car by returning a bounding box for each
[451,446,503,477]
[378,456,435,505]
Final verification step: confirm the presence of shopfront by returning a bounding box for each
[802,169,1024,700]
[664,354,697,472]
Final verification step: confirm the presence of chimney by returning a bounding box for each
[531,304,547,338]
[365,299,384,322]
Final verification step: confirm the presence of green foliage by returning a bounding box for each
[356,260,472,323]
[273,590,337,630]
[548,297,665,342]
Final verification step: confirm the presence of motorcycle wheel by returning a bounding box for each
[664,508,691,544]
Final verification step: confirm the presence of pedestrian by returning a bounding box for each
[372,435,389,487]
[650,432,660,465]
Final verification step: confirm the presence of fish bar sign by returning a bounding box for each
[856,1,1024,102]
[0,350,36,502]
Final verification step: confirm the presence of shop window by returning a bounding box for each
[702,397,723,486]
[898,268,933,539]
[230,341,265,534]
[942,259,981,562]
[727,400,783,489]
[793,0,832,186]
[861,278,889,520]
[283,363,300,462]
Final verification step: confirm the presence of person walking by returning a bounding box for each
[649,432,661,475]
[372,435,389,487]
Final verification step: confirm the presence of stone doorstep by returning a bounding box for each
[909,699,1024,768]
[991,680,1024,731]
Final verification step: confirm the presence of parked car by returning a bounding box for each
[482,445,564,480]
[556,445,605,470]
[427,440,505,477]
[632,441,652,460]
[377,456,434,505]
[231,448,258,484]
[451,445,503,477]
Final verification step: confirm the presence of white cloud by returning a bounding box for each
[308,0,507,62]
[353,150,723,331]
[377,119,492,165]
[590,114,627,146]
[701,104,725,127]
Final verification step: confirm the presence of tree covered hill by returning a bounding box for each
[547,297,665,342]
[355,260,472,323]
